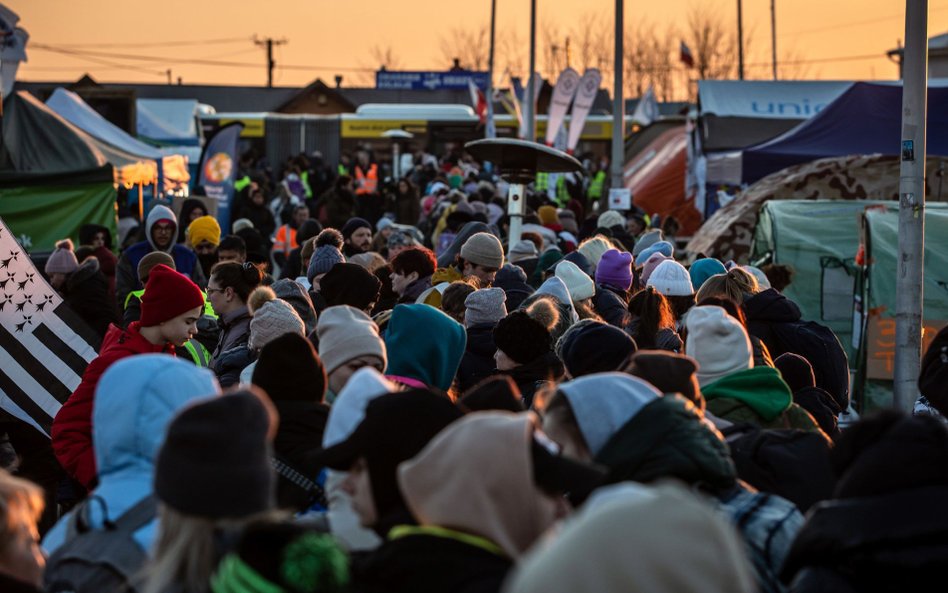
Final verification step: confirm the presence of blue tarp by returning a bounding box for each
[741,82,948,184]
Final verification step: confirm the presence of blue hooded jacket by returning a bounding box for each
[384,304,466,392]
[43,355,220,554]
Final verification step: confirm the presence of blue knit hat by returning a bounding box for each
[307,245,345,283]
[689,257,727,291]
[636,240,674,264]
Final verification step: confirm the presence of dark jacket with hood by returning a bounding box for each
[493,265,534,312]
[397,275,432,305]
[272,400,330,510]
[62,257,121,346]
[458,323,499,393]
[79,223,117,300]
[744,288,849,409]
[592,283,630,328]
[781,412,948,593]
[115,206,205,309]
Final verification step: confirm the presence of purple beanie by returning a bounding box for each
[595,249,633,291]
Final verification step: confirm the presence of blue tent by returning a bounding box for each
[741,82,948,184]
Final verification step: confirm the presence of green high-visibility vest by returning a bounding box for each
[555,176,570,207]
[124,289,217,319]
[235,175,252,192]
[535,172,550,191]
[338,164,350,176]
[588,170,606,200]
[183,339,211,367]
[301,171,314,199]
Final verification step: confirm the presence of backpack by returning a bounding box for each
[767,319,850,410]
[721,424,835,513]
[45,495,156,593]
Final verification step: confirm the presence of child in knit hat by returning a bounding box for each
[317,306,387,399]
[51,264,206,490]
[592,248,633,328]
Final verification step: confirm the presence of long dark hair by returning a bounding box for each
[209,262,264,301]
[627,286,675,349]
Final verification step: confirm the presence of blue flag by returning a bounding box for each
[197,122,244,234]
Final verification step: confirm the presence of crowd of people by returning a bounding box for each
[1,146,948,593]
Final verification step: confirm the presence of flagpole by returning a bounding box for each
[486,0,497,139]
[610,0,624,193]
[526,0,537,142]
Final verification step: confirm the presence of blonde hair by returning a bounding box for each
[0,470,44,557]
[247,285,277,315]
[525,297,560,331]
[694,268,760,304]
[142,505,277,593]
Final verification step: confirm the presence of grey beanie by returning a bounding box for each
[308,244,346,283]
[508,239,538,263]
[249,299,305,351]
[632,229,664,258]
[464,288,508,328]
[460,232,505,269]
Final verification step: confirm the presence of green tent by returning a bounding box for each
[0,91,117,252]
[751,199,948,410]
[856,204,948,408]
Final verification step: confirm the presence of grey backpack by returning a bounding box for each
[44,495,156,593]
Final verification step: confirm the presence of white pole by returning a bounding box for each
[893,0,928,411]
[610,0,624,192]
[507,183,525,249]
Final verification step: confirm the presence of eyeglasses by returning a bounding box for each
[153,224,175,233]
[206,286,226,295]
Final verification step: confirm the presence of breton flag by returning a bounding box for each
[680,41,695,68]
[0,217,97,437]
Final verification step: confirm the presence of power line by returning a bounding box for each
[53,36,250,48]
[781,5,948,38]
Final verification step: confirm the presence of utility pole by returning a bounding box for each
[611,0,624,192]
[486,0,497,138]
[525,0,537,142]
[894,0,928,412]
[254,35,288,88]
[166,69,172,85]
[737,0,745,80]
[771,0,778,80]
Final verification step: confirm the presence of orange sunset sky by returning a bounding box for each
[11,0,948,92]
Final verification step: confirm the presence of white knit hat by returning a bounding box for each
[555,260,596,302]
[508,239,539,263]
[577,236,613,268]
[597,210,626,230]
[249,299,305,351]
[316,305,387,375]
[646,260,694,296]
[744,266,771,290]
[685,306,753,387]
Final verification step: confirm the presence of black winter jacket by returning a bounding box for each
[457,324,498,393]
[63,258,121,347]
[592,283,630,328]
[500,351,565,409]
[781,485,948,593]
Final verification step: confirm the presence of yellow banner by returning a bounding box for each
[220,118,265,138]
[341,120,427,139]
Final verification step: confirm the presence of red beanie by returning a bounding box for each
[141,264,206,326]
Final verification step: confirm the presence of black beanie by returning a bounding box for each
[560,322,637,378]
[774,352,816,393]
[315,390,462,520]
[155,391,277,518]
[340,217,371,241]
[492,310,552,365]
[252,333,327,403]
[320,263,381,311]
[832,410,948,499]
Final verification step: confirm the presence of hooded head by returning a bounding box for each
[398,413,560,558]
[384,304,466,391]
[146,205,178,253]
[93,355,220,481]
[321,367,397,448]
[505,482,756,593]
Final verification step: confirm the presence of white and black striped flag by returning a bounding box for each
[0,217,98,437]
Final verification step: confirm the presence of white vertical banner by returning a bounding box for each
[566,69,602,152]
[545,68,581,145]
[631,85,660,126]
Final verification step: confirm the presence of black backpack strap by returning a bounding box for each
[270,456,328,508]
[114,495,157,532]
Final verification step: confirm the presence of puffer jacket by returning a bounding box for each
[51,323,173,489]
[43,355,218,554]
[592,283,630,328]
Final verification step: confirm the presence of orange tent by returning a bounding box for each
[624,125,702,235]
